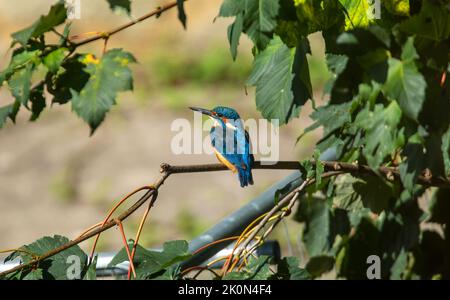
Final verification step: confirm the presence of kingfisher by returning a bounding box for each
[189,106,254,187]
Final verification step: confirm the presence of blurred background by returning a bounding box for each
[0,0,329,259]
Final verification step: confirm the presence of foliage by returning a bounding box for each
[108,240,191,279]
[1,0,449,280]
[219,0,450,280]
[1,235,89,280]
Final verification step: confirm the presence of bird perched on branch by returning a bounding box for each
[189,106,254,187]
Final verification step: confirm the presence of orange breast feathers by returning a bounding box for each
[213,148,237,173]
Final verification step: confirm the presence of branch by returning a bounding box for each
[1,159,449,277]
[161,161,450,188]
[73,0,187,48]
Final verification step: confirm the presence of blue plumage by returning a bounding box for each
[190,106,254,187]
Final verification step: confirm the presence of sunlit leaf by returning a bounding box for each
[338,0,374,30]
[247,36,311,124]
[383,38,426,120]
[71,49,136,134]
[11,1,67,46]
[43,47,67,73]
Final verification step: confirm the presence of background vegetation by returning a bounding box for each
[0,0,449,280]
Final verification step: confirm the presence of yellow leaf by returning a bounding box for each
[382,0,410,16]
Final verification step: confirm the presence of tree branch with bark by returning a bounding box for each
[1,159,449,278]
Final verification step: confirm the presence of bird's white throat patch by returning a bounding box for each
[210,117,238,130]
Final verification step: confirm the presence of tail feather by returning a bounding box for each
[238,168,254,187]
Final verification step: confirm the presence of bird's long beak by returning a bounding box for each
[189,106,214,117]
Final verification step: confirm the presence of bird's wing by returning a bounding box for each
[211,124,249,170]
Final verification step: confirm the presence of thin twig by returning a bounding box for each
[88,185,153,263]
[73,0,187,48]
[116,220,136,278]
[127,198,155,280]
[228,171,344,272]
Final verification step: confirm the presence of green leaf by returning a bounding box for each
[0,49,41,84]
[379,209,421,266]
[275,256,311,280]
[139,240,191,278]
[383,38,426,120]
[390,249,408,279]
[106,0,131,14]
[399,129,447,193]
[29,82,46,121]
[298,102,352,144]
[398,0,450,41]
[382,0,409,16]
[11,1,67,46]
[274,177,299,205]
[83,255,97,280]
[219,0,245,17]
[108,240,141,267]
[223,255,272,280]
[227,13,244,60]
[313,149,324,188]
[176,0,187,28]
[71,49,136,133]
[352,175,392,213]
[338,217,381,279]
[221,271,248,280]
[332,174,365,211]
[296,198,331,256]
[243,0,280,49]
[109,240,191,279]
[8,64,34,106]
[47,54,90,104]
[247,36,311,125]
[338,0,375,30]
[442,124,450,175]
[0,104,16,128]
[58,23,72,46]
[305,255,334,278]
[399,140,425,192]
[7,235,87,280]
[299,158,314,180]
[355,101,404,169]
[326,53,349,75]
[23,269,44,280]
[150,265,183,280]
[291,0,344,36]
[356,48,390,83]
[219,0,279,51]
[43,47,67,73]
[333,173,393,214]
